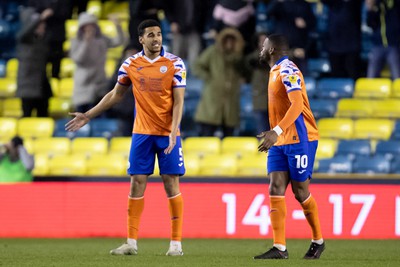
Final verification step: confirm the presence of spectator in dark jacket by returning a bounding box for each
[322,0,363,80]
[366,0,400,79]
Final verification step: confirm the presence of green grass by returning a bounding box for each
[1,238,400,267]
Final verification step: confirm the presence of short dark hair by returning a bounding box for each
[137,19,161,37]
[11,136,23,147]
[267,34,289,51]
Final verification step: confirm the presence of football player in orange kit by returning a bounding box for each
[254,34,325,260]
[66,19,186,256]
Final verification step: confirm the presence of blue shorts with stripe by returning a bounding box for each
[127,134,185,176]
[267,140,318,182]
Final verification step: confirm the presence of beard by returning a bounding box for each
[259,52,270,66]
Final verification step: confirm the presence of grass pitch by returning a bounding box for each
[1,238,399,267]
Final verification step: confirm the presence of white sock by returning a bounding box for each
[273,243,286,251]
[312,238,324,245]
[170,240,182,250]
[127,238,137,247]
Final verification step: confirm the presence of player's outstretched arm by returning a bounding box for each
[164,87,185,154]
[65,83,129,132]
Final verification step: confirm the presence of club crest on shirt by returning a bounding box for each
[160,66,168,73]
[288,75,297,84]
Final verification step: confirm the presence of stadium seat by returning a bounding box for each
[48,154,87,176]
[304,76,317,98]
[58,78,74,98]
[186,77,203,92]
[335,98,376,118]
[66,19,78,39]
[109,137,131,158]
[105,59,116,78]
[221,137,259,158]
[183,153,200,176]
[33,137,71,156]
[317,156,352,173]
[2,97,21,117]
[71,137,109,157]
[63,39,71,53]
[353,119,394,140]
[50,78,60,96]
[60,58,75,78]
[102,1,129,20]
[53,118,91,138]
[32,153,49,176]
[352,155,390,174]
[48,97,72,118]
[99,20,118,38]
[316,78,354,99]
[375,140,400,160]
[107,46,124,60]
[237,154,267,176]
[17,117,55,139]
[316,138,338,159]
[392,78,400,98]
[390,158,400,173]
[0,59,5,77]
[199,154,238,176]
[0,98,3,116]
[0,117,17,139]
[184,137,221,158]
[0,77,16,97]
[86,154,127,176]
[373,99,400,119]
[86,0,102,18]
[318,118,354,139]
[391,121,400,140]
[354,78,392,98]
[5,58,18,78]
[336,140,371,160]
[239,114,258,136]
[309,99,338,119]
[307,58,331,78]
[90,118,120,138]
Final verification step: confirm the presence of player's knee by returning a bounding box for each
[269,183,286,196]
[293,189,309,203]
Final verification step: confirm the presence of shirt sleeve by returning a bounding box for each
[281,70,301,93]
[172,58,186,88]
[117,57,132,86]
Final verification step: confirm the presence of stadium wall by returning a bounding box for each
[0,179,399,239]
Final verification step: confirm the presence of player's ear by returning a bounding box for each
[269,47,274,54]
[139,36,143,45]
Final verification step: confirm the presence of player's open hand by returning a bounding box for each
[164,132,177,155]
[257,130,278,153]
[65,112,90,132]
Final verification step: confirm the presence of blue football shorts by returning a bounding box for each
[127,134,185,176]
[267,140,318,182]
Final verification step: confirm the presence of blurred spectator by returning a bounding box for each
[266,0,316,74]
[321,0,363,80]
[0,136,34,183]
[106,44,136,136]
[16,6,52,117]
[28,0,71,78]
[128,0,164,51]
[244,32,270,134]
[366,0,400,79]
[210,0,256,53]
[193,28,245,138]
[69,12,124,113]
[164,0,207,71]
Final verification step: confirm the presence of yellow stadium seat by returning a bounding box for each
[0,77,17,97]
[392,78,400,98]
[184,137,221,158]
[6,58,18,78]
[107,45,123,60]
[99,20,117,38]
[354,78,392,98]
[105,59,116,78]
[49,97,72,118]
[221,137,259,158]
[316,138,338,159]
[199,154,237,176]
[183,153,200,176]
[71,137,109,157]
[335,98,376,118]
[86,0,102,18]
[48,154,87,176]
[109,137,131,157]
[102,1,129,20]
[86,154,127,176]
[60,58,75,78]
[237,154,267,176]
[0,99,2,116]
[17,117,55,139]
[353,119,394,140]
[63,40,71,53]
[2,98,22,118]
[318,118,354,139]
[374,99,400,119]
[32,153,49,176]
[33,137,71,156]
[50,78,60,96]
[66,19,78,39]
[58,78,74,98]
[0,118,18,139]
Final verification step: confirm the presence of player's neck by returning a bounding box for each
[270,54,286,67]
[143,48,161,60]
